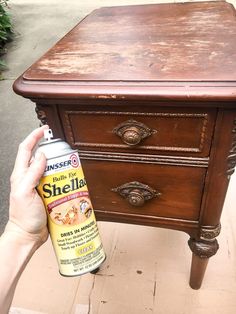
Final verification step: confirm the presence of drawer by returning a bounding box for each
[81,160,206,221]
[59,105,216,157]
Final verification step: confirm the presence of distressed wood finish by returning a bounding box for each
[21,2,236,82]
[13,1,236,289]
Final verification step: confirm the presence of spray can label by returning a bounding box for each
[37,152,105,276]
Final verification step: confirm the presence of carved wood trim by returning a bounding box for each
[79,150,209,167]
[200,224,221,241]
[63,110,208,153]
[35,104,47,125]
[74,142,201,152]
[227,118,236,177]
[65,111,207,119]
[188,238,219,258]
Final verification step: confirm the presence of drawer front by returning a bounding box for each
[59,105,216,157]
[81,160,206,221]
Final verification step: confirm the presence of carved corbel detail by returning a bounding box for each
[227,118,236,178]
[200,224,221,241]
[188,223,221,258]
[35,104,47,125]
[188,238,219,259]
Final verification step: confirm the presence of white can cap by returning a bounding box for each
[44,128,53,141]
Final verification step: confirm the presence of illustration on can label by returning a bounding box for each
[37,151,105,276]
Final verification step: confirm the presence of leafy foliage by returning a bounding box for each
[0,0,13,72]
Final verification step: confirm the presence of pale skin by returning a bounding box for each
[0,126,49,314]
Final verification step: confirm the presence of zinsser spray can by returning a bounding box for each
[36,129,106,276]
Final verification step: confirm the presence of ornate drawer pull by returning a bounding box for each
[113,119,156,146]
[111,181,161,207]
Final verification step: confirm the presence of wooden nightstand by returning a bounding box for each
[14,1,236,289]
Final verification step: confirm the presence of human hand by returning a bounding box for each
[6,126,49,249]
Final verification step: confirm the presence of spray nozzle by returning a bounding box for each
[44,128,53,141]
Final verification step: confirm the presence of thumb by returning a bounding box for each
[25,151,46,189]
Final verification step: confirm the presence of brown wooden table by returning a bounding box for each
[14,1,236,289]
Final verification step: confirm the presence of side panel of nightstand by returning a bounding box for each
[188,108,236,289]
[200,109,236,227]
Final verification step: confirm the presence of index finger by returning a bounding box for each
[12,125,49,176]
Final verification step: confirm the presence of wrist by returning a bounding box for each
[4,220,48,252]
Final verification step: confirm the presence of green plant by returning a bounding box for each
[0,0,13,73]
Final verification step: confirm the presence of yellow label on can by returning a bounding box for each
[37,152,105,276]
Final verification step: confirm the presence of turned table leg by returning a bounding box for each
[188,238,219,289]
[189,252,209,289]
[188,224,221,289]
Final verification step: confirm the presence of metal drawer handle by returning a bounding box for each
[111,181,161,207]
[112,119,156,146]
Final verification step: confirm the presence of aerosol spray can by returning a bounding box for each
[36,129,106,276]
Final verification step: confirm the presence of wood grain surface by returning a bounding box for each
[23,1,236,82]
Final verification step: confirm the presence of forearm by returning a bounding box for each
[0,126,49,313]
[0,225,39,314]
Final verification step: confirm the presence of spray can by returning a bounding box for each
[36,129,106,276]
